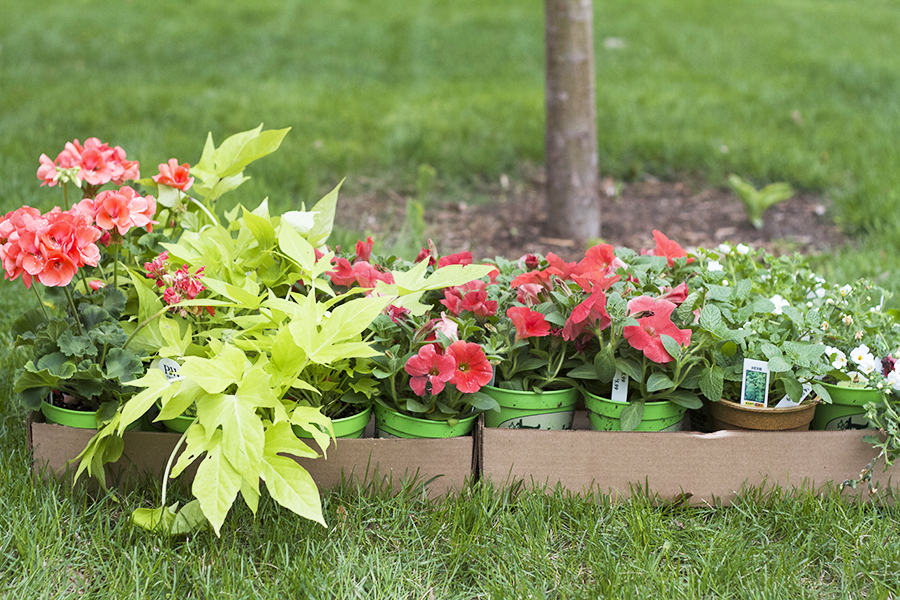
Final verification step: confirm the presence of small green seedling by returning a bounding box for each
[728,174,794,230]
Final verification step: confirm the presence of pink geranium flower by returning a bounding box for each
[446,340,493,393]
[152,158,194,191]
[405,344,457,396]
[623,296,692,363]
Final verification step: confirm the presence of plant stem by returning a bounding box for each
[63,182,70,210]
[188,197,219,226]
[160,428,190,510]
[30,284,50,321]
[113,244,119,290]
[63,285,84,337]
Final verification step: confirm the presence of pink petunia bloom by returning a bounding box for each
[640,230,695,268]
[437,251,473,268]
[506,306,551,342]
[446,340,493,394]
[623,296,692,363]
[354,236,374,263]
[545,252,578,280]
[405,344,456,396]
[510,267,562,292]
[516,282,544,306]
[659,282,689,306]
[562,290,611,341]
[440,280,497,318]
[576,243,627,277]
[152,158,193,191]
[328,257,356,287]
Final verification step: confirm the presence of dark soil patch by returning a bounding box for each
[337,172,846,261]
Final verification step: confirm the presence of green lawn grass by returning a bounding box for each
[2,1,900,595]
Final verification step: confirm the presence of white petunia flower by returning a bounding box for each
[736,243,750,255]
[887,371,900,392]
[707,260,723,272]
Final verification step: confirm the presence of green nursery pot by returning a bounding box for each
[810,382,882,431]
[293,406,373,439]
[373,404,477,439]
[482,385,579,430]
[41,399,140,430]
[584,392,686,432]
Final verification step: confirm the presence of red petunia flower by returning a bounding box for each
[562,289,611,341]
[576,243,626,277]
[446,340,493,393]
[640,230,695,268]
[623,296,692,363]
[152,158,194,191]
[659,282,689,306]
[506,306,551,342]
[354,236,374,263]
[437,251,473,268]
[405,344,456,396]
[440,280,497,318]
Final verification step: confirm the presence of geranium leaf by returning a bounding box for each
[58,330,97,358]
[105,348,143,383]
[102,287,127,319]
[35,352,77,379]
[79,304,112,330]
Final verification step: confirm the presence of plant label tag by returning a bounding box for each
[740,358,770,408]
[611,369,629,403]
[773,382,813,409]
[151,357,181,381]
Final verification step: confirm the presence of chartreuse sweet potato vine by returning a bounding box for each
[73,131,492,535]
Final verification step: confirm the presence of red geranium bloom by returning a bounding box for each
[446,340,493,393]
[405,344,456,396]
[506,306,551,342]
[640,230,695,267]
[623,296,692,363]
[152,158,194,191]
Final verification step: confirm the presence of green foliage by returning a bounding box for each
[728,174,794,230]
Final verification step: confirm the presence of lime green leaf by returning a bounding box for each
[156,184,182,208]
[192,435,242,536]
[290,406,334,457]
[118,369,175,433]
[241,207,276,249]
[261,421,326,526]
[278,220,316,274]
[180,344,245,394]
[171,423,209,478]
[305,180,342,247]
[214,125,291,179]
[130,500,209,535]
[240,477,261,515]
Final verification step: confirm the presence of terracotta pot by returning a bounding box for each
[708,399,817,431]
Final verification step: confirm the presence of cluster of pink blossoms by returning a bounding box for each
[71,186,158,237]
[0,206,101,288]
[37,138,139,188]
[144,252,213,317]
[404,340,493,396]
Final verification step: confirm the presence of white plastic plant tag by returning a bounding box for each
[151,357,182,381]
[740,358,770,408]
[773,382,813,409]
[611,369,629,403]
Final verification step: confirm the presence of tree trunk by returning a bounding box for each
[544,0,599,241]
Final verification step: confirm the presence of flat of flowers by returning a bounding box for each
[477,412,899,505]
[27,412,474,499]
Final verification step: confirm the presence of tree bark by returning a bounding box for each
[544,0,600,240]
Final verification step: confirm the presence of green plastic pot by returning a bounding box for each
[41,399,140,430]
[584,392,686,432]
[810,382,882,431]
[373,404,477,439]
[293,406,372,439]
[482,385,579,429]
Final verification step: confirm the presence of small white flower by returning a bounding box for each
[736,243,750,255]
[770,294,790,315]
[830,350,847,370]
[707,260,723,272]
[887,371,900,392]
[843,314,854,326]
[718,243,732,255]
[839,284,852,297]
[858,357,878,376]
[850,345,873,365]
[825,298,835,305]
[722,279,729,286]
[807,302,813,308]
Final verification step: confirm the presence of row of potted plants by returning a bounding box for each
[6,128,900,533]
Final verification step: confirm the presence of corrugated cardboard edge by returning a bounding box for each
[27,411,475,499]
[478,411,897,505]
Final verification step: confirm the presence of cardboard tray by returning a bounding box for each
[27,411,476,499]
[478,411,898,505]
